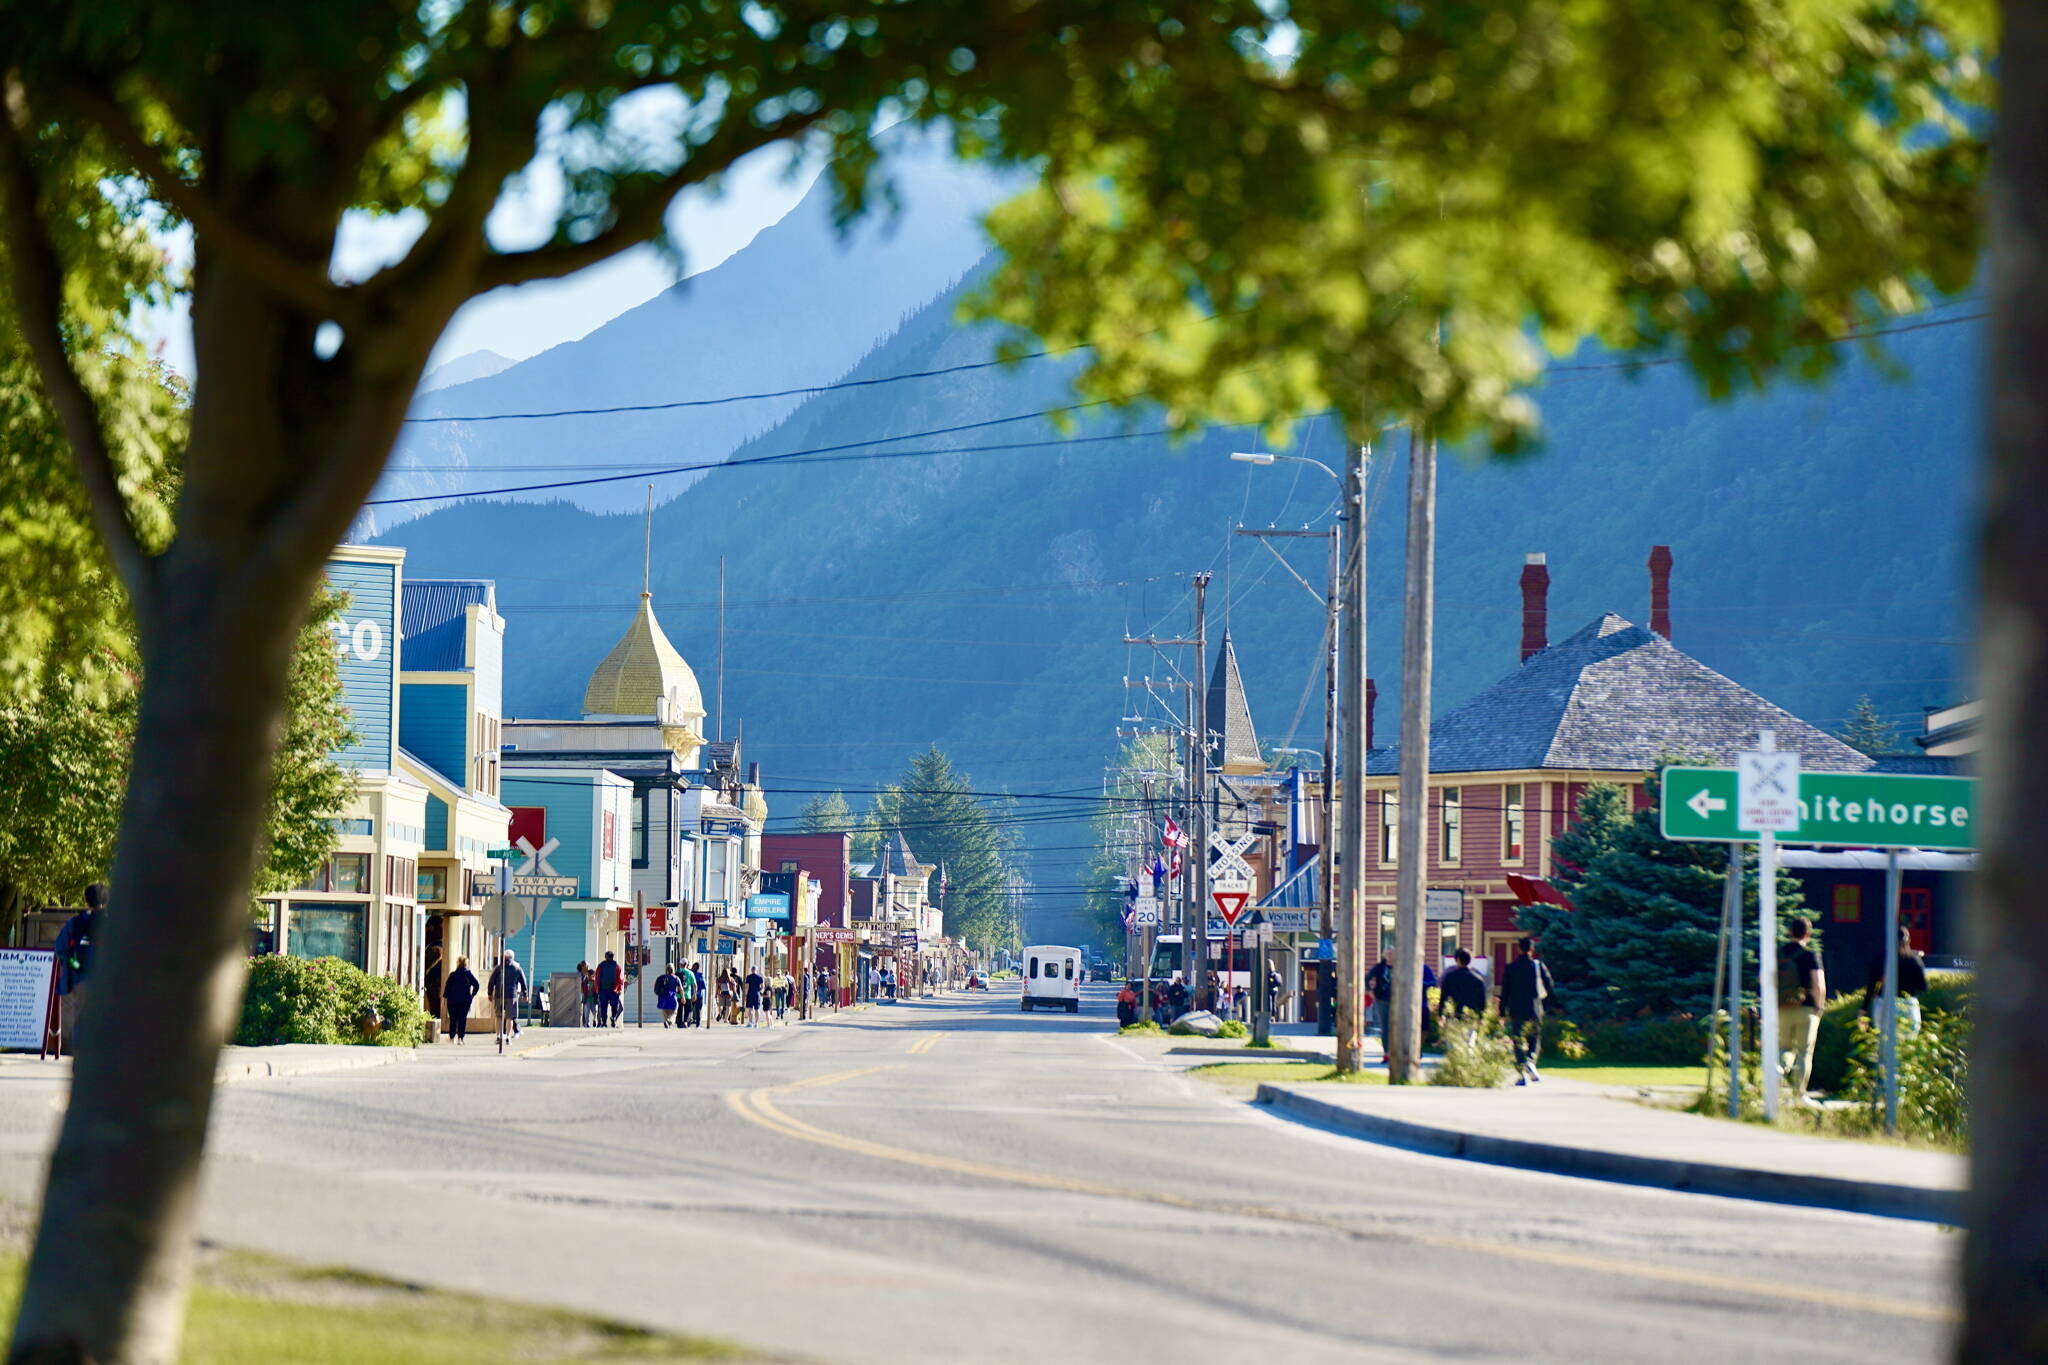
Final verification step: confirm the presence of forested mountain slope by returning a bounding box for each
[381,274,1981,940]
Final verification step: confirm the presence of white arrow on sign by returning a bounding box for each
[1687,790,1728,820]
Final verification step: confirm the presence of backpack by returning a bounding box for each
[1778,942,1813,1008]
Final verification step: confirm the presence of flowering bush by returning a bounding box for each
[235,954,425,1047]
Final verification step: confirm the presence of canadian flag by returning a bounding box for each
[1162,817,1189,849]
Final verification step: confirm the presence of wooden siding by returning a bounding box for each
[325,556,398,771]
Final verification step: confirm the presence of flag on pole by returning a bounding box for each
[1162,817,1188,849]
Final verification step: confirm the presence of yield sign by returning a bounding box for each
[1211,890,1251,926]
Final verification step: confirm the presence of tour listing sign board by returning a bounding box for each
[0,948,57,1053]
[1661,767,1975,851]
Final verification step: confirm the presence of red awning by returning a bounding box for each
[1506,874,1575,912]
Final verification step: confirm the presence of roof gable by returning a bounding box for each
[1373,613,1872,776]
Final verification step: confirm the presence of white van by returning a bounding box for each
[1020,945,1082,1013]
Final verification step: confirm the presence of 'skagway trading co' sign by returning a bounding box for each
[1661,768,1975,851]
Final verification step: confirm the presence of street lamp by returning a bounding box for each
[1229,449,1351,1045]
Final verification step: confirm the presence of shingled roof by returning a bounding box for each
[1207,631,1263,775]
[1368,614,1873,776]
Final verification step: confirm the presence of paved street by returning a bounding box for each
[0,983,1956,1364]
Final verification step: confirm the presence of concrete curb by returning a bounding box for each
[1256,1083,1966,1226]
[216,1047,414,1083]
[1167,1045,1334,1062]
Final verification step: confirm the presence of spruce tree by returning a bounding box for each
[795,790,852,837]
[1519,776,1806,1022]
[886,747,1019,946]
[1835,694,1902,756]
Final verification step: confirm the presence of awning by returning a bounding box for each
[1778,850,1975,872]
[1505,874,1575,912]
[1257,855,1320,909]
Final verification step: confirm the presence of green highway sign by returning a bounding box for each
[1661,767,1975,851]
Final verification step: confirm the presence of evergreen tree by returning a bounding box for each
[1836,694,1903,756]
[795,790,852,837]
[885,747,1019,946]
[1518,776,1805,1022]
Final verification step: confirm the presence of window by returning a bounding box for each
[1029,956,1041,979]
[1503,783,1525,862]
[1064,958,1075,980]
[1832,884,1863,923]
[780,860,800,874]
[1380,792,1399,865]
[332,853,370,894]
[632,791,649,868]
[603,809,616,861]
[1440,788,1461,863]
[288,903,367,967]
[417,866,449,904]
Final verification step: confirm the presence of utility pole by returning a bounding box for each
[1335,448,1370,1072]
[1388,425,1437,1084]
[1189,573,1212,1005]
[1231,522,1341,1035]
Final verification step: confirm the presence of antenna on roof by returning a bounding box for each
[642,484,653,598]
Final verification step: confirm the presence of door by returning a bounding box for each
[1902,887,1932,953]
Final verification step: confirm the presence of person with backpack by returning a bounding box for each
[1498,937,1554,1085]
[1779,917,1827,1102]
[654,963,683,1028]
[52,883,108,1055]
[442,957,481,1043]
[488,951,528,1036]
[1364,952,1394,1041]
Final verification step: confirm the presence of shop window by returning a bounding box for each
[1503,783,1524,862]
[1440,788,1461,863]
[417,866,449,904]
[288,903,367,968]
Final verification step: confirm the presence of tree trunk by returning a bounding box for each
[7,552,307,1365]
[1961,4,2048,1357]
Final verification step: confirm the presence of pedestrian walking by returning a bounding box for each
[1364,952,1394,1040]
[1779,917,1827,1102]
[689,963,708,1025]
[577,961,598,1027]
[1497,937,1554,1085]
[772,970,789,1021]
[596,951,624,1027]
[744,966,766,1026]
[1865,925,1929,1037]
[717,968,738,1025]
[52,883,108,1055]
[654,963,683,1027]
[488,951,528,1036]
[1438,949,1487,1019]
[1116,981,1138,1028]
[443,956,481,1043]
[1266,966,1284,1022]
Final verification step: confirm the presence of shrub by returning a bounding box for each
[237,954,424,1048]
[1542,1018,1590,1061]
[1580,1016,1709,1066]
[1814,970,1971,1093]
[1215,1019,1250,1039]
[1117,1021,1163,1036]
[1431,1014,1517,1088]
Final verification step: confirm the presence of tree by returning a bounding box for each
[795,790,852,838]
[1520,778,1805,1023]
[1834,694,1902,757]
[0,3,1999,1358]
[886,747,1019,949]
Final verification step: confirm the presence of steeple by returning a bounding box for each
[1207,630,1263,775]
[582,592,707,762]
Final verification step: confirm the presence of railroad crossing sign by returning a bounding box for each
[1660,767,1976,851]
[507,835,578,898]
[1207,832,1257,887]
[1737,750,1802,832]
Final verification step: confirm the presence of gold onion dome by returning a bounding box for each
[582,592,706,732]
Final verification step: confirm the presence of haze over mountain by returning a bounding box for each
[368,135,1017,529]
[419,349,515,391]
[379,250,1982,942]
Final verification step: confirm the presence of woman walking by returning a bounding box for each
[443,957,480,1044]
[577,961,598,1028]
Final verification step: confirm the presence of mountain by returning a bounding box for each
[420,349,515,391]
[378,277,1982,942]
[369,131,1018,528]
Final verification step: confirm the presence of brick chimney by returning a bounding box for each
[1519,553,1550,663]
[1648,545,1673,640]
[1365,678,1378,750]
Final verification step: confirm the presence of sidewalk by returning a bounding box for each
[1257,1074,1965,1224]
[2,1043,413,1083]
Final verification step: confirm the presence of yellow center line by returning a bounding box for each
[906,1033,946,1055]
[724,1068,1954,1325]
